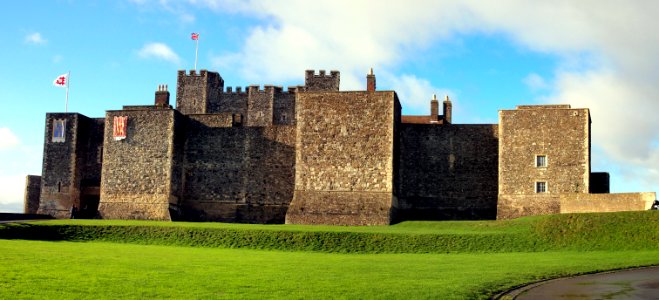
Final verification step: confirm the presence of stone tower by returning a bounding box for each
[176,70,224,114]
[497,105,591,219]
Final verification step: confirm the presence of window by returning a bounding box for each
[536,155,547,167]
[536,181,547,193]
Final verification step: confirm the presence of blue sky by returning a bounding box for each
[1,1,657,212]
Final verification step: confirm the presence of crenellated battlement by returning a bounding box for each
[305,69,340,91]
[177,69,214,77]
[224,86,249,94]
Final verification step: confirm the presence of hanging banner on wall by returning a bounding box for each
[52,119,66,143]
[113,116,128,141]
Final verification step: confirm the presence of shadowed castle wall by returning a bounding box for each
[38,113,104,218]
[398,124,499,220]
[497,105,591,220]
[98,108,182,220]
[24,175,41,214]
[286,91,400,225]
[180,114,295,223]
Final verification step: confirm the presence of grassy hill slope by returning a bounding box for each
[2,211,657,253]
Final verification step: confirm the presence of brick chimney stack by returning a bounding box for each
[155,84,170,107]
[430,94,439,120]
[443,95,452,124]
[367,68,376,92]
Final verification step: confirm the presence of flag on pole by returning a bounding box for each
[191,33,200,70]
[53,72,71,112]
[53,73,68,87]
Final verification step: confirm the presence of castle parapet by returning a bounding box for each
[304,69,340,91]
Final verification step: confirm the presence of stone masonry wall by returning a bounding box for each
[176,70,223,115]
[560,192,656,213]
[273,91,296,125]
[398,124,499,220]
[24,175,41,214]
[286,91,399,225]
[497,105,591,219]
[38,113,105,218]
[180,114,295,223]
[304,70,340,91]
[246,86,274,127]
[98,108,180,220]
[214,87,248,117]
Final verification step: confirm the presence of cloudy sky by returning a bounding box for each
[0,0,657,212]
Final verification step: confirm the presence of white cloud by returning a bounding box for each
[24,32,47,45]
[384,74,454,115]
[179,12,196,23]
[0,127,20,150]
[523,73,548,91]
[137,42,181,64]
[0,174,24,207]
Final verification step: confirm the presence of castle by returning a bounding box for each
[24,69,656,225]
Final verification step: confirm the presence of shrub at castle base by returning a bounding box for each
[26,69,656,224]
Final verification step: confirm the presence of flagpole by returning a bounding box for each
[65,71,70,113]
[194,38,199,71]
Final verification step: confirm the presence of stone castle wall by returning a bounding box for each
[398,124,499,220]
[286,91,400,225]
[98,108,181,220]
[31,69,655,224]
[246,86,274,126]
[176,70,223,114]
[180,114,295,223]
[560,192,656,213]
[38,113,104,218]
[497,105,591,219]
[304,70,339,91]
[24,175,41,214]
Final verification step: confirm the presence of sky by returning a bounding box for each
[0,0,657,212]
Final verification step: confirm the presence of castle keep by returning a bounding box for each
[24,69,656,225]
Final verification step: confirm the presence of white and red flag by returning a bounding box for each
[191,32,199,40]
[53,73,68,87]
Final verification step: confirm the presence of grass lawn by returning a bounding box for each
[1,211,658,299]
[2,240,659,299]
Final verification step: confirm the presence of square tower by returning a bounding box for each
[497,105,591,219]
[285,91,401,225]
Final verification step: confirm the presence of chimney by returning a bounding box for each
[443,95,452,124]
[155,84,170,107]
[430,94,439,121]
[367,68,376,92]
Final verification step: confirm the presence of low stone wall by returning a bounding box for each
[560,192,656,213]
[496,194,561,220]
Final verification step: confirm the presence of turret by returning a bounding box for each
[175,69,224,114]
[304,69,340,91]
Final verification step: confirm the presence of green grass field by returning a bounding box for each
[1,211,658,299]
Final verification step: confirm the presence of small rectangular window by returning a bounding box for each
[536,155,547,167]
[536,181,547,193]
